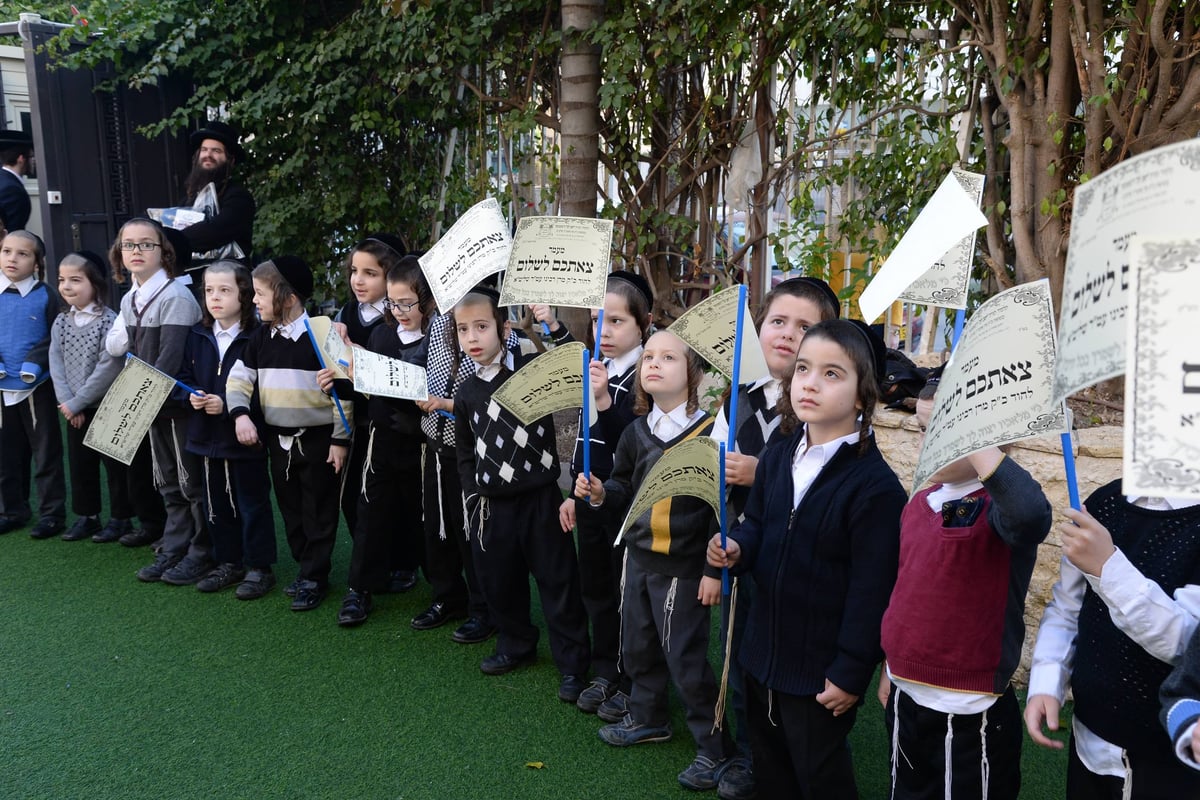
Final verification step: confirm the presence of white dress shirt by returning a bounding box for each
[646,402,705,443]
[790,427,861,508]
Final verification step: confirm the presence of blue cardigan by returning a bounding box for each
[730,427,906,698]
[177,321,265,460]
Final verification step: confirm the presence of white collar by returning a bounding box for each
[647,401,702,436]
[607,345,642,376]
[1127,494,1200,511]
[2,165,22,180]
[69,301,103,319]
[214,320,241,339]
[794,426,861,468]
[0,274,38,296]
[273,311,309,342]
[132,268,169,296]
[475,348,514,382]
[397,328,424,345]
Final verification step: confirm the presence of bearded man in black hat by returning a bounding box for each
[178,119,255,275]
[0,129,34,233]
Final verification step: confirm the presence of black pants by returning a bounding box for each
[268,425,342,585]
[347,425,423,591]
[471,482,589,676]
[338,423,370,540]
[720,574,756,756]
[201,455,277,569]
[884,684,1022,800]
[745,674,859,800]
[422,442,487,619]
[123,435,167,537]
[574,500,624,684]
[149,416,208,560]
[1067,732,1200,800]
[0,382,66,522]
[65,409,132,519]
[622,555,732,761]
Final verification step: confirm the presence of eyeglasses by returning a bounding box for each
[384,298,418,312]
[119,242,162,252]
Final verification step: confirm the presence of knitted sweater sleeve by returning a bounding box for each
[152,289,202,375]
[66,314,123,412]
[1162,627,1200,770]
[225,329,259,417]
[600,423,640,515]
[49,316,70,405]
[20,284,59,379]
[983,455,1053,549]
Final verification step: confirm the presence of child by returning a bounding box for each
[48,250,134,542]
[1161,627,1200,772]
[453,286,590,699]
[0,230,66,538]
[575,329,734,793]
[707,319,906,799]
[338,255,430,626]
[555,272,654,716]
[707,275,840,800]
[178,261,277,599]
[225,256,353,611]
[877,379,1052,799]
[1025,484,1200,798]
[104,218,209,582]
[332,233,406,569]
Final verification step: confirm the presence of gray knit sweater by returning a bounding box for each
[49,308,123,414]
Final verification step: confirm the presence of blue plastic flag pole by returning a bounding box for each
[582,348,593,480]
[721,284,748,597]
[1061,430,1081,510]
[126,352,203,397]
[951,308,967,351]
[593,310,605,362]
[719,441,730,596]
[302,317,353,438]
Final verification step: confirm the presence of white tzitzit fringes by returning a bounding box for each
[435,452,447,541]
[224,459,235,517]
[979,708,990,799]
[1120,750,1133,800]
[767,688,777,728]
[27,393,36,430]
[616,548,628,674]
[284,442,294,482]
[890,687,900,797]
[475,497,490,551]
[944,713,955,800]
[172,420,193,500]
[662,577,678,652]
[360,426,377,500]
[713,577,739,733]
[203,457,216,522]
[150,429,166,487]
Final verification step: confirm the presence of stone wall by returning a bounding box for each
[873,408,1123,686]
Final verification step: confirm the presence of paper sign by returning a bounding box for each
[307,316,349,379]
[898,169,985,310]
[84,356,177,465]
[493,342,596,426]
[859,170,988,323]
[1122,237,1200,498]
[419,198,512,313]
[912,278,1067,491]
[668,288,770,383]
[1053,139,1200,403]
[350,345,430,401]
[616,436,721,543]
[499,216,614,309]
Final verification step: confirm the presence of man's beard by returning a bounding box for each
[185,158,232,202]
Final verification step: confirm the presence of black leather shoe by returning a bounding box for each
[558,675,586,703]
[410,602,465,631]
[93,517,133,543]
[480,651,536,676]
[385,570,419,593]
[29,518,65,540]
[451,617,497,644]
[290,580,328,612]
[0,514,30,535]
[337,589,373,627]
[119,527,159,548]
[62,516,102,541]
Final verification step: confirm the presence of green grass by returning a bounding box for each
[0,454,1069,798]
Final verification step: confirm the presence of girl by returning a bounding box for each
[453,286,589,700]
[575,329,734,793]
[707,319,906,799]
[225,256,352,611]
[48,250,133,542]
[708,275,840,800]
[0,231,66,538]
[331,233,406,560]
[555,271,654,716]
[338,255,431,626]
[178,261,277,600]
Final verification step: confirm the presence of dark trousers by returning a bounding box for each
[65,409,132,519]
[471,482,589,676]
[422,442,487,619]
[338,423,370,539]
[1067,732,1200,800]
[201,455,277,569]
[575,501,624,684]
[745,673,859,800]
[347,425,423,591]
[268,425,341,585]
[150,416,208,560]
[124,435,167,536]
[884,684,1022,800]
[622,555,732,761]
[720,573,755,756]
[0,381,66,521]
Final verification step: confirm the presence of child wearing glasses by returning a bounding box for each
[104,219,206,584]
[336,255,432,626]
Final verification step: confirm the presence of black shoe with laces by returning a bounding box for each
[290,580,328,611]
[337,589,373,627]
[136,552,181,583]
[62,516,102,542]
[93,518,133,543]
[196,563,247,593]
[29,518,65,540]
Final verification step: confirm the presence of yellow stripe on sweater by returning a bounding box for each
[648,418,712,556]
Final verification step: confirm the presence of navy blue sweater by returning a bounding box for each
[178,321,265,460]
[731,427,906,698]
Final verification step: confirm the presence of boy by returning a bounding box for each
[1161,626,1200,771]
[878,380,1052,799]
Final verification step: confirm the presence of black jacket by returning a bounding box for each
[178,321,266,460]
[181,181,254,260]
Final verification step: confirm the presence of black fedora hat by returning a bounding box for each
[0,129,33,149]
[189,120,245,162]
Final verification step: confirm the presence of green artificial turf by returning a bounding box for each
[0,450,1069,798]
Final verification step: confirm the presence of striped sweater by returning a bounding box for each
[225,313,354,443]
